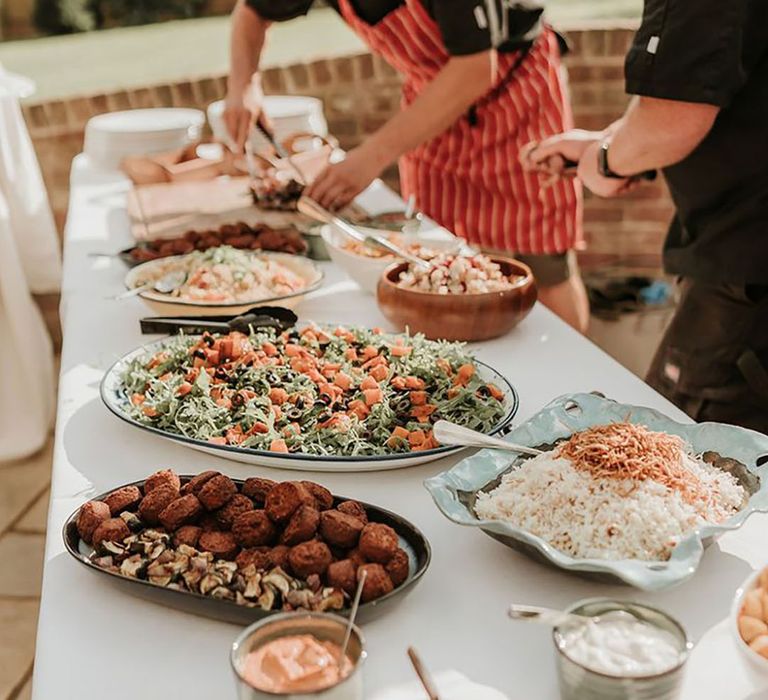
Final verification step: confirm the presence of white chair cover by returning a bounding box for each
[0,78,62,460]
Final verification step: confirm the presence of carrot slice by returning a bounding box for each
[269,439,289,453]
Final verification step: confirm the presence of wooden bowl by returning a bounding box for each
[376,257,537,341]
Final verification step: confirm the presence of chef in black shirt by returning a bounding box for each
[523,0,768,431]
[224,0,591,332]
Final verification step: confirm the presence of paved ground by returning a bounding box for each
[0,439,51,700]
[0,1,641,102]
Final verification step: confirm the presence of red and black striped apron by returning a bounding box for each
[337,0,582,255]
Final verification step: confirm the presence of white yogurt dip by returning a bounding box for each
[557,611,683,677]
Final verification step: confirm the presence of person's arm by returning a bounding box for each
[223,0,270,152]
[306,51,495,208]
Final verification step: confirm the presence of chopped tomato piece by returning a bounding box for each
[284,343,303,357]
[363,388,383,405]
[390,345,412,357]
[410,391,427,406]
[392,426,410,439]
[411,404,437,418]
[307,369,324,384]
[408,430,426,446]
[487,383,504,401]
[290,357,314,373]
[334,371,352,391]
[131,393,145,406]
[345,347,358,362]
[269,387,288,404]
[216,398,232,409]
[142,406,158,417]
[250,421,269,434]
[208,436,227,445]
[369,365,388,382]
[454,363,475,386]
[176,382,193,397]
[360,376,379,391]
[448,386,461,399]
[269,439,289,453]
[271,405,283,420]
[390,376,407,390]
[405,376,426,390]
[361,345,379,361]
[262,341,278,357]
[436,358,453,375]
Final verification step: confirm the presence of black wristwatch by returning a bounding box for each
[597,142,625,179]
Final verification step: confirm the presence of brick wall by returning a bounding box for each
[24,23,674,273]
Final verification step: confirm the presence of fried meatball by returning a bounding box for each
[158,494,203,531]
[358,563,394,603]
[181,470,220,496]
[265,481,315,524]
[144,468,181,494]
[288,541,333,578]
[346,547,367,568]
[359,523,398,563]
[326,559,357,595]
[241,477,276,505]
[232,510,277,547]
[173,525,202,548]
[281,505,320,546]
[302,481,334,511]
[91,518,131,550]
[102,485,142,516]
[319,510,364,549]
[138,484,179,525]
[198,474,237,511]
[270,545,291,571]
[236,546,273,572]
[385,548,409,587]
[337,500,368,524]
[76,500,110,544]
[198,531,239,560]
[215,494,254,529]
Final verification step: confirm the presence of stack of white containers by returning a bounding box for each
[84,108,206,170]
[207,96,329,151]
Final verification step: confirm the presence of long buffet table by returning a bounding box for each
[33,155,768,699]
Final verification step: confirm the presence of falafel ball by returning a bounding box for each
[337,500,368,524]
[199,513,220,532]
[76,500,110,544]
[232,510,277,547]
[326,559,357,595]
[358,522,398,563]
[91,518,131,550]
[198,474,237,511]
[301,481,334,511]
[236,547,273,572]
[385,548,409,587]
[288,541,333,578]
[357,563,394,603]
[346,547,367,568]
[158,494,203,531]
[198,531,239,560]
[181,470,220,496]
[143,468,181,494]
[173,525,202,548]
[280,505,320,546]
[215,493,254,529]
[138,483,179,525]
[265,481,315,524]
[269,545,291,572]
[241,477,277,505]
[102,485,142,516]
[319,510,364,549]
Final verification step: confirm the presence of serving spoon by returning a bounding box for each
[112,270,187,301]
[432,420,543,457]
[508,604,635,628]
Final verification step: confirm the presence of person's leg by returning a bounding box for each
[516,251,590,334]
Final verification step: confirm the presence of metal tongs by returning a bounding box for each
[297,196,431,270]
[139,306,298,335]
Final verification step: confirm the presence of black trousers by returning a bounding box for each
[647,278,768,434]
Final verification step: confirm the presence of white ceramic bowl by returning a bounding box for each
[124,251,323,316]
[731,567,768,671]
[320,224,460,295]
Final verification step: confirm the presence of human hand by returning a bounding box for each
[304,145,386,210]
[521,129,605,183]
[576,141,636,197]
[222,92,252,154]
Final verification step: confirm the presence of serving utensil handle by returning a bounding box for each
[112,284,150,301]
[432,420,542,456]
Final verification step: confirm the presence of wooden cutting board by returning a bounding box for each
[126,177,308,241]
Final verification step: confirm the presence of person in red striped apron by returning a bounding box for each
[225,0,588,331]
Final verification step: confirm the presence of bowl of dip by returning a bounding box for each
[553,599,692,700]
[231,612,366,699]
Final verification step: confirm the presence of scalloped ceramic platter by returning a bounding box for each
[101,337,519,472]
[425,393,768,590]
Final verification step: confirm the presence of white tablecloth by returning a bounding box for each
[0,81,61,461]
[33,155,768,700]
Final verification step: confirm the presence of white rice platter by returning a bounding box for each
[424,393,768,590]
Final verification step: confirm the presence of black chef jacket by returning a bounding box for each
[625,0,768,285]
[245,0,543,55]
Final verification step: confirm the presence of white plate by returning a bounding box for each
[100,336,519,472]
